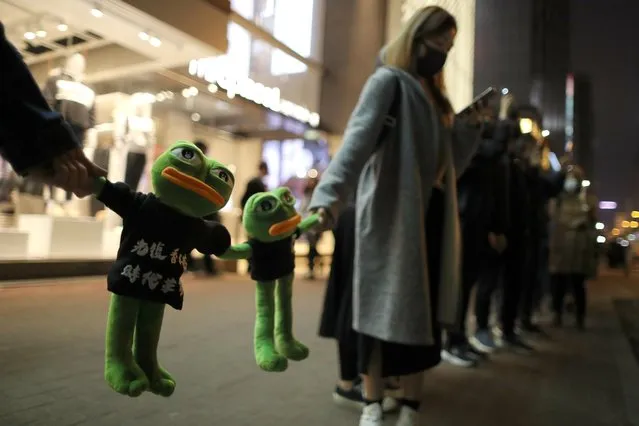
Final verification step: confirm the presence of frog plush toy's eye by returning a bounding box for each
[210,167,234,186]
[170,146,203,168]
[255,197,278,213]
[281,191,295,205]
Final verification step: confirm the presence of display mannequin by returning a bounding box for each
[42,53,96,208]
[122,95,155,192]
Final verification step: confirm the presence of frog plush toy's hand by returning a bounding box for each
[194,221,231,256]
[94,176,107,195]
[219,243,253,260]
[297,213,322,235]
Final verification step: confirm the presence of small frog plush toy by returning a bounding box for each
[220,187,320,372]
[95,141,234,397]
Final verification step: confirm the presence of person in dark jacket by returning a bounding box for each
[469,111,537,354]
[240,161,268,210]
[441,110,508,367]
[0,21,105,196]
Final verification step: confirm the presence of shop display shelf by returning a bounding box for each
[0,227,29,258]
[17,214,103,259]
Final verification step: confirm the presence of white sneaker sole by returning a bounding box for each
[469,336,496,354]
[332,393,399,413]
[440,350,476,368]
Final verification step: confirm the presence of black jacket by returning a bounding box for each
[0,21,80,175]
[524,166,566,238]
[240,177,267,209]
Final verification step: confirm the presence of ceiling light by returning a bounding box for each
[138,31,149,41]
[35,30,47,38]
[91,8,104,18]
[24,31,36,40]
[149,36,161,47]
[57,23,68,31]
[208,84,218,93]
[191,113,201,122]
[156,93,166,102]
[541,129,550,137]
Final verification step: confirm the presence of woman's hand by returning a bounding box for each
[313,207,334,231]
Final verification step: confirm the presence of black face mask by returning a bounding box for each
[416,48,448,77]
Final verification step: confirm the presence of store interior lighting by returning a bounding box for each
[541,129,550,137]
[91,1,105,18]
[57,23,68,32]
[181,87,199,98]
[191,113,201,122]
[581,179,591,188]
[519,118,533,134]
[138,31,162,47]
[208,84,218,93]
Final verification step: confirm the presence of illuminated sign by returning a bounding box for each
[188,58,320,128]
[599,201,617,210]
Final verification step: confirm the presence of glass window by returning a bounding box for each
[231,0,324,63]
[270,0,314,75]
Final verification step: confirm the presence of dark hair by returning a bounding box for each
[194,140,208,154]
[258,161,269,173]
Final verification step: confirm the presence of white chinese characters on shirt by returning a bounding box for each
[121,239,188,296]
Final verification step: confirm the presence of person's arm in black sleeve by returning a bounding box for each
[94,177,145,218]
[240,178,264,208]
[194,220,231,256]
[539,169,566,200]
[0,22,80,176]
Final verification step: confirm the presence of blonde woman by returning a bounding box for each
[309,6,482,426]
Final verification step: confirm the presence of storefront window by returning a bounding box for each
[189,22,321,117]
[230,0,324,63]
[261,138,330,204]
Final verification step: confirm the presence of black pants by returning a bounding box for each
[520,236,543,325]
[186,213,220,274]
[474,249,504,331]
[338,339,358,381]
[447,224,491,347]
[551,273,586,322]
[124,151,147,191]
[499,236,528,336]
[307,232,321,273]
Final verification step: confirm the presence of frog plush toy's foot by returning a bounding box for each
[136,361,176,397]
[275,338,309,361]
[255,341,289,372]
[134,301,176,397]
[105,294,149,397]
[105,358,150,397]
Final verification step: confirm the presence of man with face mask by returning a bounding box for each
[469,100,537,354]
[442,107,509,367]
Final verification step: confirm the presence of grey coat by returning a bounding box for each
[309,67,480,345]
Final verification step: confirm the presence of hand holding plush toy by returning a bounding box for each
[220,187,320,372]
[95,141,234,397]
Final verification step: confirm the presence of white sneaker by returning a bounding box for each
[359,403,383,426]
[396,406,419,426]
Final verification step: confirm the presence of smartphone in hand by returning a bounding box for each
[458,87,498,116]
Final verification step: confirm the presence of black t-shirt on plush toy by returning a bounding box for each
[98,181,229,310]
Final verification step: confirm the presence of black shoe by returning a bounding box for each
[464,343,488,361]
[441,346,477,368]
[333,384,364,409]
[498,333,535,354]
[552,315,563,328]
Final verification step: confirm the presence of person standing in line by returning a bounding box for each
[469,102,537,354]
[318,199,400,413]
[442,107,508,367]
[240,161,268,211]
[549,166,598,330]
[0,21,105,197]
[309,6,482,426]
[300,175,322,279]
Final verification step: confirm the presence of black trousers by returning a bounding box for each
[338,339,359,381]
[447,224,491,347]
[520,236,543,325]
[124,151,147,191]
[474,248,504,331]
[499,236,528,336]
[551,273,586,321]
[307,231,321,272]
[186,213,220,274]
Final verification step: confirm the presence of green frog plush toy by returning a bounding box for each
[94,141,234,397]
[220,187,320,372]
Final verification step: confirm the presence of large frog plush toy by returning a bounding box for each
[221,187,320,372]
[94,141,234,397]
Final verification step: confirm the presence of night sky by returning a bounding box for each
[571,0,639,209]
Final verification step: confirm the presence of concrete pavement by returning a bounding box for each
[0,271,638,426]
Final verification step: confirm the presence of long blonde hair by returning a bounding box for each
[382,6,456,115]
